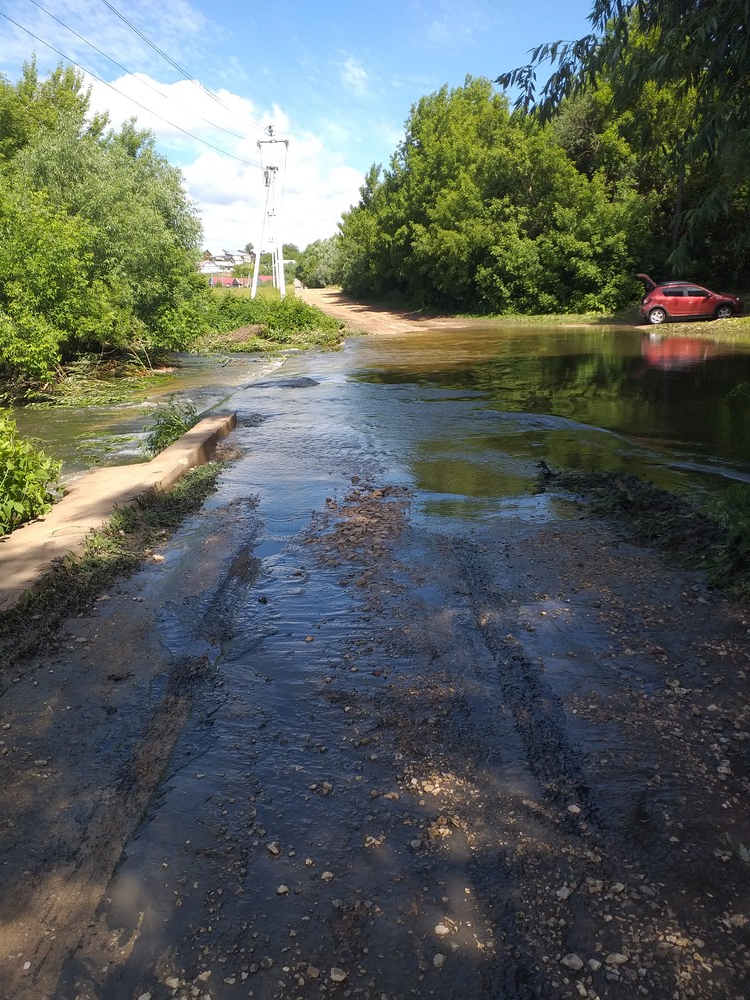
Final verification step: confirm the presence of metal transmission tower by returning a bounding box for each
[250,127,290,299]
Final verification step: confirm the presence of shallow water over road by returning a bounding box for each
[17,324,750,494]
[4,326,750,1000]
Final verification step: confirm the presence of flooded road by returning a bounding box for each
[2,328,750,1000]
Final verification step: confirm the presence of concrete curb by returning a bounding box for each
[0,412,237,613]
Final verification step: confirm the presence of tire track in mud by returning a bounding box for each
[432,533,596,820]
[6,472,748,1000]
[341,492,750,1000]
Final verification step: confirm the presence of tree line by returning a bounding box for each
[297,2,750,314]
[0,60,209,394]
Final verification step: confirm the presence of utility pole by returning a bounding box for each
[250,127,290,300]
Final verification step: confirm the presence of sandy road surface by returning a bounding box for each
[296,287,499,335]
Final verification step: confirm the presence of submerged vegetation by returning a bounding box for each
[541,466,750,596]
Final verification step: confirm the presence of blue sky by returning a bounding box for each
[1,0,594,253]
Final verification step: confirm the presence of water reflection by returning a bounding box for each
[349,325,750,505]
[640,334,729,370]
[11,323,750,506]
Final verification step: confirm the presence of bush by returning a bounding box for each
[0,410,62,535]
[203,289,340,338]
[142,395,198,458]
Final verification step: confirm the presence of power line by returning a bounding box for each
[99,0,237,117]
[26,0,259,143]
[0,9,262,169]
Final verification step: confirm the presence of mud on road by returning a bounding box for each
[2,476,749,1000]
[1,297,749,1000]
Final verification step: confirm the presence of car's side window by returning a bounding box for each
[663,288,684,297]
[685,288,709,297]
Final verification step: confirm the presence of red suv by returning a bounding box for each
[637,273,743,325]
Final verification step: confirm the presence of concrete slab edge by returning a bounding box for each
[0,412,238,613]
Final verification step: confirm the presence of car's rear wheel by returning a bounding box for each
[715,304,734,319]
[648,307,667,325]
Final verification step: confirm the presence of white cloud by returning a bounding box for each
[182,133,364,253]
[82,74,360,251]
[340,57,370,98]
[85,73,267,153]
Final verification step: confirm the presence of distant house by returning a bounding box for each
[209,274,249,287]
[199,251,235,275]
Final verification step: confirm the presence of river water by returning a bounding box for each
[13,325,750,497]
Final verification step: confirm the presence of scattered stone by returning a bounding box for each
[605,952,629,965]
[330,967,348,982]
[561,954,584,971]
[307,966,320,979]
[433,953,447,968]
[276,884,290,895]
[321,871,334,882]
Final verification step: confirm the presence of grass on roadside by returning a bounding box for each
[0,461,222,666]
[142,395,199,459]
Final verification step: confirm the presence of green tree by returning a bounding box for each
[11,107,205,356]
[0,59,207,389]
[497,1,750,272]
[0,58,107,164]
[296,237,341,287]
[0,178,108,386]
[338,77,640,313]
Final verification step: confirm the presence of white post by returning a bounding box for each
[251,164,274,299]
[277,243,286,299]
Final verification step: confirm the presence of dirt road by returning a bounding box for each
[1,299,749,1000]
[296,287,499,335]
